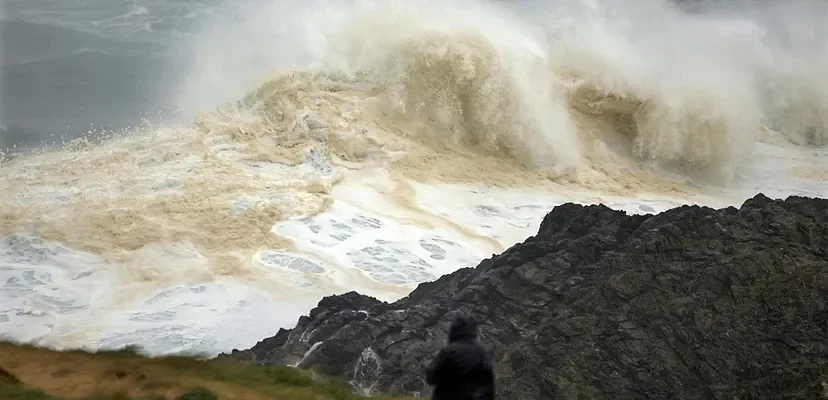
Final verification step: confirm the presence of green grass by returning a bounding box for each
[0,342,412,400]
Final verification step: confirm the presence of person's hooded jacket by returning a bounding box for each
[425,314,495,400]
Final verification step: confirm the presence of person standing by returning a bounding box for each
[425,314,495,400]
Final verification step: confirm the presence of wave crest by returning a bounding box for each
[374,31,581,176]
[176,0,828,185]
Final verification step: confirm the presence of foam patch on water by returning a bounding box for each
[0,233,324,356]
[274,197,487,288]
[0,235,109,345]
[732,128,828,199]
[92,281,317,356]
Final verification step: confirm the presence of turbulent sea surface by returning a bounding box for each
[0,0,827,356]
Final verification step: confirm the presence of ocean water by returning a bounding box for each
[1,0,827,356]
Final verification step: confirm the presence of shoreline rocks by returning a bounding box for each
[223,194,828,399]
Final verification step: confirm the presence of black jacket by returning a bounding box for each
[425,314,495,400]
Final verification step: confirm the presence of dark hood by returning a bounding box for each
[448,314,478,343]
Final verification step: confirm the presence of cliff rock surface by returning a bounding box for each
[224,194,828,399]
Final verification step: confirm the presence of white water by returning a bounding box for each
[1,0,827,356]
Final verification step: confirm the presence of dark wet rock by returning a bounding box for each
[223,193,828,399]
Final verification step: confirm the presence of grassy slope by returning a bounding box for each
[0,342,413,400]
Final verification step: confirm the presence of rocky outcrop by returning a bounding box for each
[224,194,828,399]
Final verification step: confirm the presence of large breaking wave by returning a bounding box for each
[179,0,826,180]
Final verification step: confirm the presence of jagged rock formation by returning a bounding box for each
[224,194,828,399]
